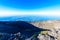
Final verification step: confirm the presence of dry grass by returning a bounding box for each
[31,20,60,30]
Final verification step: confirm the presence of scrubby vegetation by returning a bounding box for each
[40,31,48,35]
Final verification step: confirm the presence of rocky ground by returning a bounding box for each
[0,20,60,40]
[30,20,60,40]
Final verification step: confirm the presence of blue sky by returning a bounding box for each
[0,0,60,10]
[0,0,60,17]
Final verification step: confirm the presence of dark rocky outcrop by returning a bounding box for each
[0,21,49,40]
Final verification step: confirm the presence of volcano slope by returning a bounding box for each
[0,21,49,40]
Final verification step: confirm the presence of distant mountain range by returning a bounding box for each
[0,16,47,22]
[0,15,60,22]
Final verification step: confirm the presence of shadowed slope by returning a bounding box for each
[0,21,49,39]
